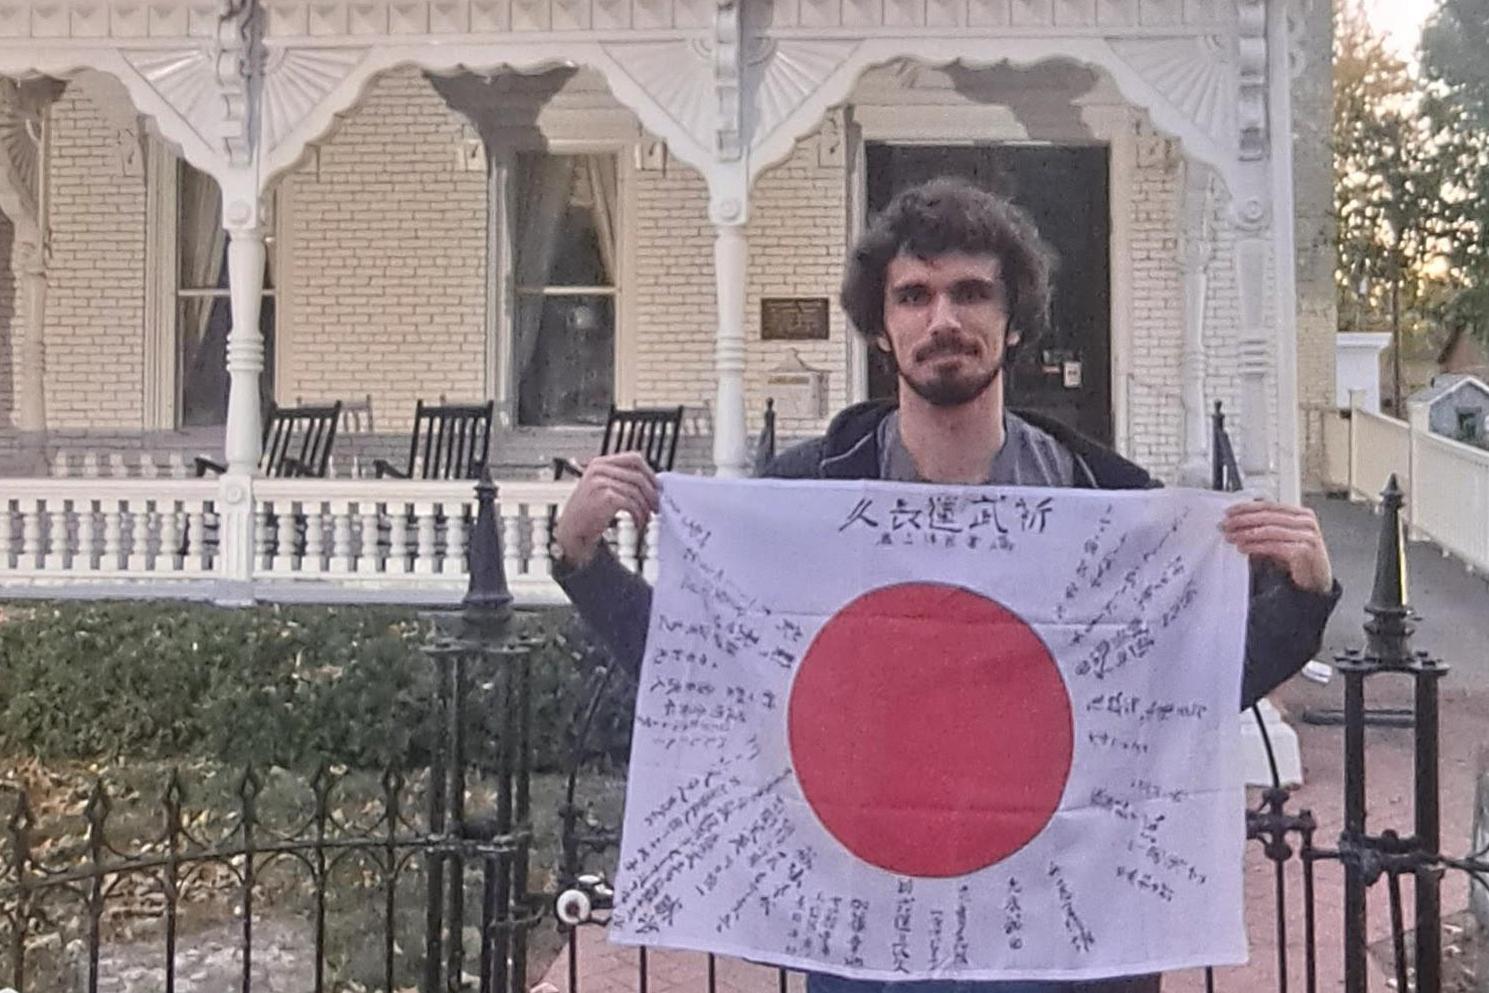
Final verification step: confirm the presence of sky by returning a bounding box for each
[1361,0,1438,64]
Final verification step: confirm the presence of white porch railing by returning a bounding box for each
[0,476,644,605]
[1329,400,1489,576]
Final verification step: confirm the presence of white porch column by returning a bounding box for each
[1177,163,1217,486]
[15,235,47,433]
[1266,0,1303,505]
[712,219,749,477]
[215,191,268,597]
[224,222,267,474]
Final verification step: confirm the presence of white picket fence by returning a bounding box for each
[0,475,650,605]
[1329,402,1489,575]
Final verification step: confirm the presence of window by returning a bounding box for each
[151,153,277,429]
[512,153,618,427]
[1455,407,1481,445]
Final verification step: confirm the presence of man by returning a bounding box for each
[551,177,1340,993]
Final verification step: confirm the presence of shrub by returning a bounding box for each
[0,601,634,773]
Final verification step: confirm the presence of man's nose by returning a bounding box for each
[927,291,961,331]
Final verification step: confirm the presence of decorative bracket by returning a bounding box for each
[714,0,742,160]
[1236,0,1268,160]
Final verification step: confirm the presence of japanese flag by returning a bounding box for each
[610,474,1250,983]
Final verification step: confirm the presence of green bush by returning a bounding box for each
[0,601,634,773]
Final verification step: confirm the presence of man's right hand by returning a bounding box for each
[552,452,661,569]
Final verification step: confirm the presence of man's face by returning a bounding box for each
[879,252,1018,408]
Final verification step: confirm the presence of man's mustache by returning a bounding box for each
[914,337,980,363]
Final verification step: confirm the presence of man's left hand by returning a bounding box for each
[1221,501,1335,595]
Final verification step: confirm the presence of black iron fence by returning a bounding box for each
[4,419,1489,993]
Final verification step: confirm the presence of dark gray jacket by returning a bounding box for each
[559,400,1341,710]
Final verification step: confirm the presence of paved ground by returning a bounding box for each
[538,494,1489,993]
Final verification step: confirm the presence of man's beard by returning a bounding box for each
[897,338,1007,408]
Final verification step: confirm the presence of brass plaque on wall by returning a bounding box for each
[761,297,830,341]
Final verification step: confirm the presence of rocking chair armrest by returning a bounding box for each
[372,458,408,479]
[552,456,585,481]
[193,456,227,478]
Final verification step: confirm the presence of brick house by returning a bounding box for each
[0,0,1336,605]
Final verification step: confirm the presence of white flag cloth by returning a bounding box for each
[610,474,1251,982]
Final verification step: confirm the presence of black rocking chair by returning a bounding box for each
[551,404,686,480]
[194,401,342,478]
[374,400,494,481]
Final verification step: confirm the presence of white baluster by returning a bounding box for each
[75,499,97,572]
[50,449,68,478]
[617,512,640,572]
[413,501,437,575]
[108,453,127,478]
[387,505,410,575]
[502,505,522,580]
[255,504,273,570]
[0,502,13,571]
[168,452,187,479]
[44,501,69,570]
[358,503,382,575]
[81,452,99,479]
[102,502,123,571]
[139,455,159,479]
[187,504,208,572]
[273,503,297,573]
[329,500,353,574]
[530,506,552,576]
[20,499,43,570]
[303,502,325,574]
[158,500,180,573]
[127,500,151,571]
[643,515,660,582]
[444,503,467,577]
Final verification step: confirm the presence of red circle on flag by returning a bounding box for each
[787,582,1073,878]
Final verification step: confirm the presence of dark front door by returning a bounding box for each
[864,143,1113,444]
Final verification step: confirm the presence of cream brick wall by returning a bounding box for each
[44,74,146,430]
[277,66,487,430]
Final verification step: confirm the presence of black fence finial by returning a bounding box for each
[1364,474,1411,665]
[463,466,514,615]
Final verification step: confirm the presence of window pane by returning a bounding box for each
[514,154,616,288]
[177,295,276,428]
[517,294,614,427]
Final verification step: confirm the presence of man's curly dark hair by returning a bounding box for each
[840,177,1057,360]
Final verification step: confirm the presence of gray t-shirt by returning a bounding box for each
[877,410,1076,486]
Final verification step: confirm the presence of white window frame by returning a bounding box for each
[487,141,635,430]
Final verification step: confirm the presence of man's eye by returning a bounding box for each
[954,283,992,303]
[898,287,929,305]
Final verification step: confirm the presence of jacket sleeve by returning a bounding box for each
[555,544,655,679]
[1240,563,1341,708]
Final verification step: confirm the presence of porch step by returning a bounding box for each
[1241,697,1304,788]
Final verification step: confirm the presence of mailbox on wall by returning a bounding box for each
[766,349,827,419]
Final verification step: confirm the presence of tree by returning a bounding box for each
[1333,0,1476,407]
[1421,0,1489,345]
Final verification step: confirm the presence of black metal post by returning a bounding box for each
[1305,476,1415,727]
[1212,401,1226,492]
[1341,658,1369,993]
[1413,647,1447,993]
